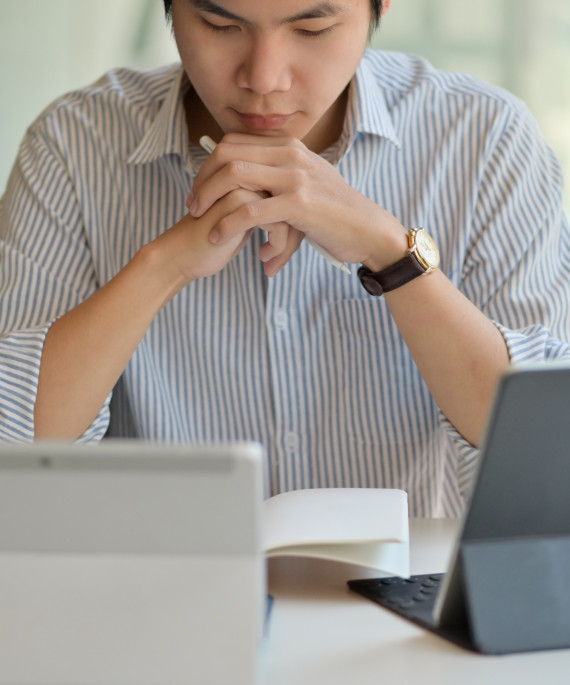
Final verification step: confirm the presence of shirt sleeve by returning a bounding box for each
[443,100,570,493]
[0,119,111,442]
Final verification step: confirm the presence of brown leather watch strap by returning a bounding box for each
[357,254,425,296]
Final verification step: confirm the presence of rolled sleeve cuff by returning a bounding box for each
[0,323,111,442]
[439,414,480,499]
[494,321,570,365]
[440,321,570,499]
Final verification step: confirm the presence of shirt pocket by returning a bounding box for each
[330,298,426,449]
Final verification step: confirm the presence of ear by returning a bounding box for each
[381,0,392,15]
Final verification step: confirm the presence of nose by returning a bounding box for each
[237,34,292,94]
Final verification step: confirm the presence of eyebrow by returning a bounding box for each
[190,0,347,25]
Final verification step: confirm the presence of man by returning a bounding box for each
[1,0,569,515]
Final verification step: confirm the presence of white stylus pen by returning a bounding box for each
[199,135,351,275]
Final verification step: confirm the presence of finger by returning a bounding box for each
[259,222,290,261]
[192,140,255,193]
[263,227,304,277]
[192,160,300,219]
[229,227,255,261]
[221,132,307,153]
[209,195,292,245]
[191,138,307,203]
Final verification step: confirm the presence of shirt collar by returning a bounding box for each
[126,66,195,169]
[321,50,400,164]
[127,52,401,169]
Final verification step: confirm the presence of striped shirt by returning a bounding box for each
[1,50,569,516]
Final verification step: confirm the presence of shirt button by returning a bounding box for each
[284,432,299,449]
[274,310,288,329]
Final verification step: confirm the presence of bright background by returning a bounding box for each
[1,0,569,211]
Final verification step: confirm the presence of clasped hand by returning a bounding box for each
[187,132,401,276]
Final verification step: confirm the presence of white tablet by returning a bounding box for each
[0,440,265,685]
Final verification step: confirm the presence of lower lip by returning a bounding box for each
[236,112,292,131]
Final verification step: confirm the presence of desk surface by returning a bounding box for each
[260,518,570,685]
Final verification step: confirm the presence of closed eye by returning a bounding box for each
[295,25,336,37]
[201,17,240,33]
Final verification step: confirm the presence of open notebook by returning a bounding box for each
[349,361,570,655]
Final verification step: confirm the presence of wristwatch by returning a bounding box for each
[357,228,440,296]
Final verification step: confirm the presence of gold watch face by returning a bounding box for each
[412,229,440,271]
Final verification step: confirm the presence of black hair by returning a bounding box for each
[162,0,384,30]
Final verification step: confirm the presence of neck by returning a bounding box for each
[302,87,349,154]
[183,88,224,149]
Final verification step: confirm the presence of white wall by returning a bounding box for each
[0,0,178,193]
[375,0,570,212]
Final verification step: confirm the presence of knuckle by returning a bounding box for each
[217,214,233,234]
[284,136,302,150]
[227,158,247,179]
[291,184,309,206]
[229,188,257,207]
[286,146,306,166]
[221,132,241,145]
[216,141,235,159]
[243,201,262,221]
[289,168,306,188]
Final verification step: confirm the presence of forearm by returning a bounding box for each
[33,188,265,440]
[34,244,185,440]
[385,270,510,447]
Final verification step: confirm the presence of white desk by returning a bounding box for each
[260,518,570,684]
